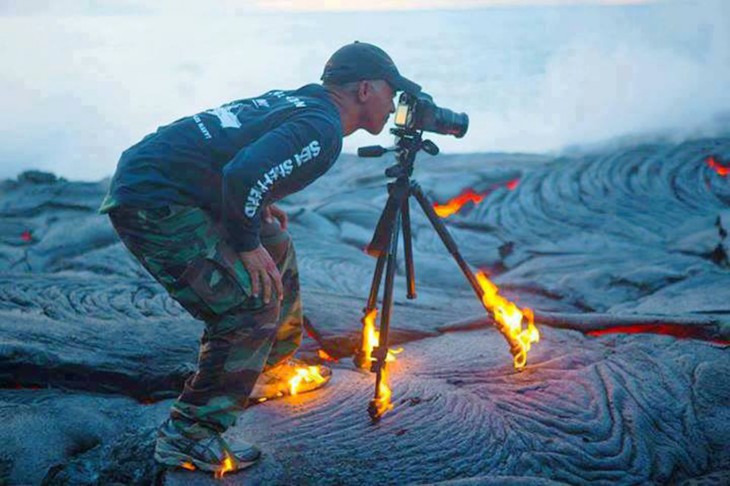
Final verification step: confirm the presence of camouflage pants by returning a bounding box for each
[108,205,302,437]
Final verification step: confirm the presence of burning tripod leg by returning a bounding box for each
[412,183,539,369]
[356,176,412,421]
[367,208,401,421]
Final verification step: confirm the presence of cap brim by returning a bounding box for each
[389,75,421,95]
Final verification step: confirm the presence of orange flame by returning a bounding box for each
[180,461,196,471]
[475,271,540,369]
[288,365,326,396]
[360,308,403,418]
[361,308,379,365]
[317,349,338,362]
[371,366,394,418]
[707,156,729,176]
[360,309,401,368]
[214,451,236,479]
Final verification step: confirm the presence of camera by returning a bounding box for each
[393,92,468,138]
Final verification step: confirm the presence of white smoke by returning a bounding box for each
[0,1,728,181]
[434,0,730,154]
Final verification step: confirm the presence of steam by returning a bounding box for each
[431,0,730,154]
[0,1,728,181]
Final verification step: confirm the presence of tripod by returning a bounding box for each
[355,128,505,421]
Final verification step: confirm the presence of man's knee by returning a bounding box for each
[260,221,292,264]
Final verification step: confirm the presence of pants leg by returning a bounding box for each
[108,205,301,437]
[259,222,303,371]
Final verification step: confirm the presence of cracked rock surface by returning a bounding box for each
[1,138,729,485]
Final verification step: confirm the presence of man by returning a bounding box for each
[100,41,421,474]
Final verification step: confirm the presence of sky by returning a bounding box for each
[0,0,670,15]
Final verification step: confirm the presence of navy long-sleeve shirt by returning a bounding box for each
[100,84,343,251]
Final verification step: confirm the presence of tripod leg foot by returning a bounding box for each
[368,399,382,422]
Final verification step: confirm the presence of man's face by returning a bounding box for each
[360,80,396,135]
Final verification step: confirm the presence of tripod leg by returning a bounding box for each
[368,207,401,421]
[401,196,416,299]
[366,255,387,311]
[412,182,538,368]
[354,254,387,369]
[410,182,483,299]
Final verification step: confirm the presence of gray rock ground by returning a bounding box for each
[1,138,728,485]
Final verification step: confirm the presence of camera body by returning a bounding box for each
[393,92,469,138]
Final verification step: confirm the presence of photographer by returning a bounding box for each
[100,41,420,474]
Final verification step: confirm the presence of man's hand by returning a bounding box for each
[262,204,288,230]
[239,245,283,304]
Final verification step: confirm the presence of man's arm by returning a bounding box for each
[221,111,341,302]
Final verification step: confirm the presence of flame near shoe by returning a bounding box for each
[250,358,332,402]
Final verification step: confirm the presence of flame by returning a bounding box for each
[505,178,520,190]
[317,349,338,362]
[288,365,326,396]
[707,156,730,176]
[475,271,540,369]
[21,230,32,242]
[360,308,403,419]
[360,309,401,368]
[371,366,394,418]
[214,451,236,479]
[361,308,379,365]
[180,462,196,471]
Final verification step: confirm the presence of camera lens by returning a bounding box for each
[433,108,469,138]
[422,106,469,138]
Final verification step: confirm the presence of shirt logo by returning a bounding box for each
[206,103,243,129]
[244,140,321,217]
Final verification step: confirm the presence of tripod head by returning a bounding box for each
[358,128,440,179]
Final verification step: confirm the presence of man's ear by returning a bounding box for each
[357,80,370,103]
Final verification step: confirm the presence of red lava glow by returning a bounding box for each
[433,189,485,217]
[433,179,521,218]
[587,324,729,345]
[11,384,42,390]
[707,156,729,177]
[21,231,32,242]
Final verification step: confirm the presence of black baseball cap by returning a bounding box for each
[321,41,421,95]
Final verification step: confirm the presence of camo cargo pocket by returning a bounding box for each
[177,241,256,316]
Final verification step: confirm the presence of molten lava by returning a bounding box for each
[288,365,326,396]
[707,156,729,176]
[475,271,540,369]
[433,188,485,218]
[587,323,730,344]
[505,178,520,190]
[433,179,521,218]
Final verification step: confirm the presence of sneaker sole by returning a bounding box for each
[154,444,259,473]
